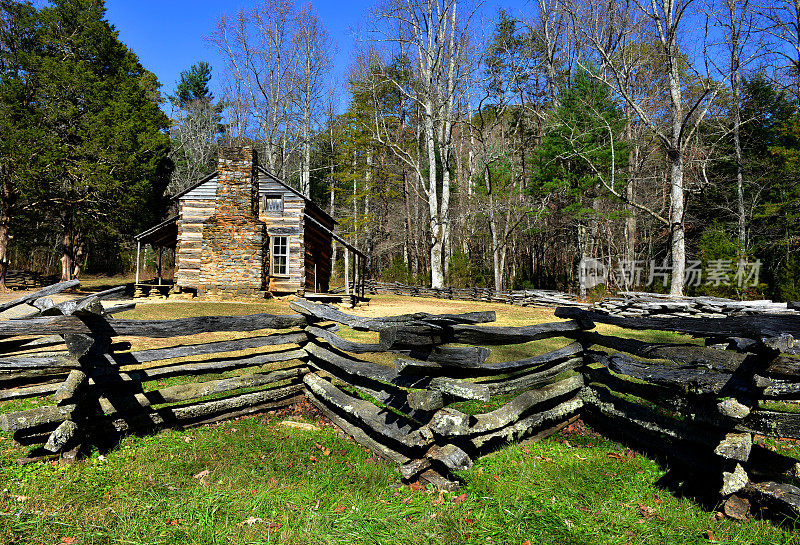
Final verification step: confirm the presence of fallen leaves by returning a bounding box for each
[279,420,319,431]
[315,442,331,456]
[706,529,719,542]
[635,503,664,522]
[723,495,751,520]
[332,505,347,514]
[238,516,283,529]
[453,493,468,504]
[192,469,209,485]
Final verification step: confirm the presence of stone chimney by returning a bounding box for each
[199,146,266,296]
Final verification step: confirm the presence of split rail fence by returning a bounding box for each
[0,281,799,521]
[351,279,588,308]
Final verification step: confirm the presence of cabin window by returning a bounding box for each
[264,194,283,213]
[272,236,289,276]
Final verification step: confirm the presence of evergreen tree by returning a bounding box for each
[529,68,628,295]
[31,0,171,279]
[168,62,224,193]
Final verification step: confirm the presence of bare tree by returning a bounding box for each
[211,0,295,173]
[168,99,223,194]
[292,3,334,197]
[759,0,800,105]
[369,0,475,288]
[571,0,722,295]
[710,0,761,249]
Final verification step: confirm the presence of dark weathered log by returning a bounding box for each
[107,383,303,432]
[586,371,756,433]
[0,312,307,337]
[395,344,578,376]
[752,376,800,399]
[584,356,692,411]
[470,396,583,449]
[418,468,460,491]
[582,385,721,447]
[91,348,307,384]
[290,299,496,330]
[0,403,76,432]
[407,390,445,411]
[290,299,371,329]
[746,444,800,481]
[305,341,490,401]
[305,325,396,354]
[304,389,412,465]
[103,303,137,315]
[480,342,583,373]
[581,332,761,374]
[0,280,80,313]
[41,295,104,317]
[556,306,800,339]
[425,444,473,471]
[605,353,755,397]
[305,350,435,422]
[740,409,800,439]
[760,355,800,379]
[97,366,306,414]
[0,335,65,354]
[303,373,432,448]
[0,353,78,381]
[104,331,307,366]
[52,369,88,402]
[392,346,491,370]
[0,382,62,401]
[450,320,586,345]
[43,420,78,452]
[475,358,582,396]
[428,375,583,437]
[743,481,800,519]
[400,458,431,480]
[714,433,752,462]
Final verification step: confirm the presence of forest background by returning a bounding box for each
[1,0,799,300]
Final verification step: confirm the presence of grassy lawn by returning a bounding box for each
[0,295,798,544]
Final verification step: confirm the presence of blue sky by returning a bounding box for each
[105,0,370,108]
[104,0,515,113]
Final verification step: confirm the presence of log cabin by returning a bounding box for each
[134,146,364,298]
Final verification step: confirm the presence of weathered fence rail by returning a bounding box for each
[555,305,800,519]
[1,282,799,522]
[350,279,589,308]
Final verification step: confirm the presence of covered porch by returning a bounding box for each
[304,214,367,305]
[133,215,178,298]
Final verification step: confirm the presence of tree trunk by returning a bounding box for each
[668,150,686,296]
[486,167,501,292]
[0,185,12,292]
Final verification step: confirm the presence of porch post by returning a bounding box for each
[157,246,163,285]
[344,245,350,296]
[135,240,141,285]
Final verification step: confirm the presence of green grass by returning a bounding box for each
[1,415,798,544]
[1,297,800,543]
